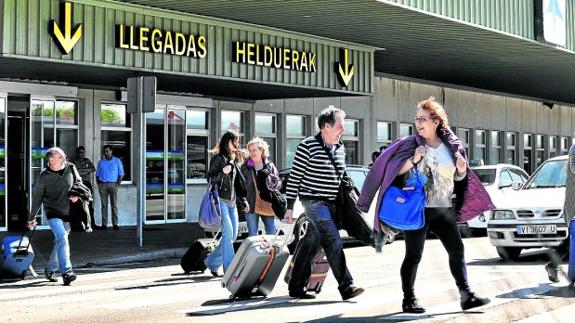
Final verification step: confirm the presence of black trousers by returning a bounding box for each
[401,207,470,299]
[83,180,95,228]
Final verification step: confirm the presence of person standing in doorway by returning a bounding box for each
[73,146,96,229]
[284,106,364,301]
[27,147,81,285]
[95,145,124,230]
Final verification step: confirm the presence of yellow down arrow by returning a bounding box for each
[337,48,355,87]
[49,2,83,55]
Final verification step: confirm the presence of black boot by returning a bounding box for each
[460,291,490,310]
[402,297,425,313]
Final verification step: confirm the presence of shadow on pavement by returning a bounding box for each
[114,273,218,290]
[467,249,551,267]
[187,297,341,316]
[301,310,484,323]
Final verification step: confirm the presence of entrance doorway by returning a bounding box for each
[145,105,187,224]
[7,96,29,230]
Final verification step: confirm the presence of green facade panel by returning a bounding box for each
[1,0,374,95]
[389,0,535,39]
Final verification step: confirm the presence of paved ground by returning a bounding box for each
[0,223,205,270]
[1,237,574,322]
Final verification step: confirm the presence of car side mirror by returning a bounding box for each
[511,182,522,190]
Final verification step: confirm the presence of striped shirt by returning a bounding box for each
[286,134,346,208]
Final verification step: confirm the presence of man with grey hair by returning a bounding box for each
[27,147,82,285]
[284,106,364,300]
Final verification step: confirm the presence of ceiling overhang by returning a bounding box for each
[116,0,575,105]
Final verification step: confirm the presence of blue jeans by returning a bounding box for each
[246,212,276,236]
[46,218,73,274]
[205,202,238,272]
[288,200,354,295]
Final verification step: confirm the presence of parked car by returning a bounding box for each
[487,155,570,261]
[460,164,529,237]
[205,165,387,252]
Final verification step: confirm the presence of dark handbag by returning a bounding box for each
[255,168,287,220]
[379,167,426,230]
[198,185,222,230]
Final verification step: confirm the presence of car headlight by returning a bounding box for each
[490,210,515,220]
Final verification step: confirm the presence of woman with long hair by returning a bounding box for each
[240,137,282,236]
[204,130,249,276]
[358,97,494,313]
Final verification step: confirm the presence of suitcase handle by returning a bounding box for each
[14,225,36,255]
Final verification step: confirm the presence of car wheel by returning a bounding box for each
[288,215,309,254]
[496,247,522,261]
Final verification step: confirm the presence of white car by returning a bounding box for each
[487,155,570,261]
[461,164,529,237]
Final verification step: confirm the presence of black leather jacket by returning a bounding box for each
[207,153,247,205]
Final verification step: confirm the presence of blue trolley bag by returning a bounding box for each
[568,219,575,282]
[0,228,35,280]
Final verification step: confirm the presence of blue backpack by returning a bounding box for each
[379,167,427,231]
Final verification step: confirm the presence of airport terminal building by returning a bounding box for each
[1,0,575,231]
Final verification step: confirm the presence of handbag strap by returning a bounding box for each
[316,134,344,181]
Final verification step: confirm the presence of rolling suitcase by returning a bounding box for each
[222,234,290,299]
[284,248,330,294]
[0,229,35,280]
[181,230,219,274]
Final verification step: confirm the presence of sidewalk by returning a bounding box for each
[1,223,205,270]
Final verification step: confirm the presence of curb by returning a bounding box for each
[81,247,188,267]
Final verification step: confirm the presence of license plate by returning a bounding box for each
[516,224,557,235]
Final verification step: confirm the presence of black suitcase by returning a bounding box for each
[181,238,217,274]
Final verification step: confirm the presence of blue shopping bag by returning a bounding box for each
[379,167,427,231]
[198,185,222,231]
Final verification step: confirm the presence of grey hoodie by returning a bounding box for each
[28,162,82,221]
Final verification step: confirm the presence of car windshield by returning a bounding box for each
[472,168,496,185]
[523,159,567,189]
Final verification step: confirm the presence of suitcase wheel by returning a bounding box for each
[221,281,226,288]
[20,271,27,279]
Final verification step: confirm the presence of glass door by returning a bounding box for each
[167,106,186,222]
[29,98,78,227]
[0,94,6,231]
[145,106,165,223]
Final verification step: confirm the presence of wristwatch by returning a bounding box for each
[410,157,419,165]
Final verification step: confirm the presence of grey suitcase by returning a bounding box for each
[222,234,290,299]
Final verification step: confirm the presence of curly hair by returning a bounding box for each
[416,96,450,136]
[247,137,270,159]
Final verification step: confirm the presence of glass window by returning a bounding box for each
[285,115,307,168]
[499,169,513,186]
[472,168,496,185]
[377,121,392,150]
[286,115,306,137]
[506,132,517,165]
[509,169,529,183]
[490,131,503,165]
[187,110,208,130]
[399,123,412,137]
[536,134,546,167]
[473,130,486,166]
[344,119,359,137]
[458,128,470,158]
[549,136,558,158]
[255,113,277,161]
[560,136,569,155]
[187,108,210,181]
[343,119,360,165]
[101,103,132,181]
[55,101,77,126]
[523,133,533,174]
[221,110,243,135]
[100,103,128,127]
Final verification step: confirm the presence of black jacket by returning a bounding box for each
[68,181,93,232]
[207,153,247,204]
[240,159,281,213]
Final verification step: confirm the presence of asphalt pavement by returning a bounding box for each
[0,223,205,271]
